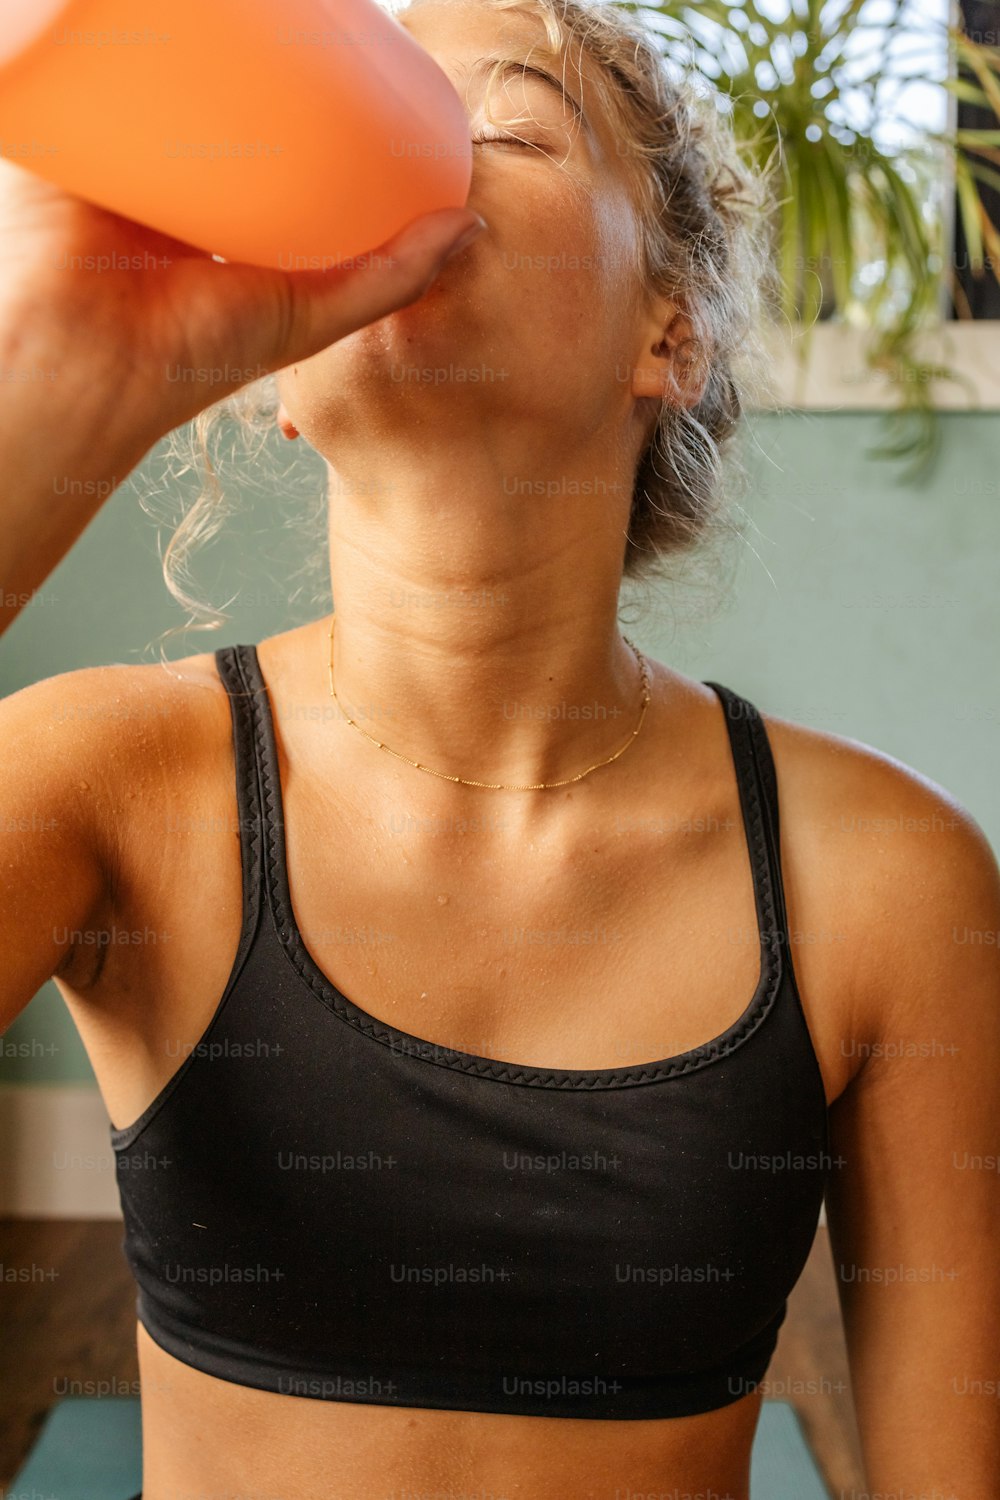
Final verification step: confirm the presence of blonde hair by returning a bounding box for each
[149,0,778,652]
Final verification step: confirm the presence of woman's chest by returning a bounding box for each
[66,729,861,1132]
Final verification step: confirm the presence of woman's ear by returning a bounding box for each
[276,401,300,441]
[632,301,710,408]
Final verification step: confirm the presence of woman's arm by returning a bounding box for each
[0,666,121,1034]
[824,767,1000,1493]
[0,307,161,633]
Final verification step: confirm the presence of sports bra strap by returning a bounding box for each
[701,680,792,960]
[214,643,268,949]
[744,699,796,959]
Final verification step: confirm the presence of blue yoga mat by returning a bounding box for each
[750,1399,832,1497]
[8,1396,831,1499]
[8,1398,143,1499]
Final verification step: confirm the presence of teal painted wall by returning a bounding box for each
[2,410,998,1086]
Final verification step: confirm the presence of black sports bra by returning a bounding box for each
[110,643,832,1420]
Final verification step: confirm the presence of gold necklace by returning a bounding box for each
[326,615,652,792]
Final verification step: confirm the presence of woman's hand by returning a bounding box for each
[0,156,485,445]
[0,158,485,635]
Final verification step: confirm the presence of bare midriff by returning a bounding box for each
[135,1321,763,1500]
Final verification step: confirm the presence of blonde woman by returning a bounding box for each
[2,1,998,1497]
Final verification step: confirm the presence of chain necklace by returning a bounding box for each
[326,614,652,792]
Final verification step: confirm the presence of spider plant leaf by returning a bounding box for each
[799,140,827,326]
[959,38,1000,121]
[848,166,895,326]
[961,156,1000,196]
[978,208,1000,287]
[955,152,986,273]
[872,152,932,281]
[940,77,992,108]
[780,132,801,327]
[814,133,855,311]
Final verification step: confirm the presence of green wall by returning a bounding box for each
[2,410,998,1086]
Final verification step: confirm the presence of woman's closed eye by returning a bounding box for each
[471,130,545,149]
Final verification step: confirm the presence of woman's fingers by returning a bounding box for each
[207,207,489,377]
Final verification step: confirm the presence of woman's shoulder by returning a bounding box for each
[725,681,995,968]
[660,660,979,828]
[753,693,997,1069]
[753,694,985,849]
[1,620,327,806]
[1,646,224,756]
[664,664,998,1063]
[0,646,238,885]
[0,645,238,1005]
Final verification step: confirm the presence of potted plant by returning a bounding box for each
[617,0,1000,475]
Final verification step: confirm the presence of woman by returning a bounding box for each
[2,0,998,1496]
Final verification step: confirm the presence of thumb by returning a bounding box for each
[246,207,489,372]
[375,206,490,287]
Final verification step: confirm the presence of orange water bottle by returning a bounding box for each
[0,0,473,269]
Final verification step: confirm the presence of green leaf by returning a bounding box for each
[958,35,1000,120]
[955,154,985,273]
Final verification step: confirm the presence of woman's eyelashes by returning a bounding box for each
[471,130,545,149]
